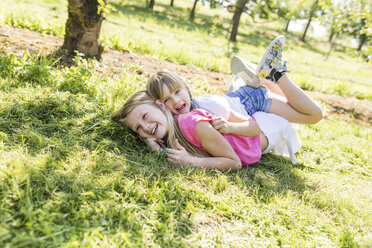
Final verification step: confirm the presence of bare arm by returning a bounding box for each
[166,121,241,171]
[211,109,261,137]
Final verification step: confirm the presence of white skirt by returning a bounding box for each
[253,112,301,164]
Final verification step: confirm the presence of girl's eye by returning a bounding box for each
[135,124,140,132]
[164,99,168,103]
[143,113,147,119]
[175,90,181,94]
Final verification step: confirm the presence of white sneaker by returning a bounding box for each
[256,35,287,82]
[230,56,261,88]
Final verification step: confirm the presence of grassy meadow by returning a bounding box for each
[0,0,371,247]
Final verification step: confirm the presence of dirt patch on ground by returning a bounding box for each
[1,25,371,126]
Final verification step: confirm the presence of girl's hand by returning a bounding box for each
[166,139,194,166]
[211,116,233,134]
[144,138,164,150]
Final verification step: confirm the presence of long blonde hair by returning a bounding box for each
[112,90,207,157]
[146,70,193,102]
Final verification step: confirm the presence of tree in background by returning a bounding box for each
[347,0,371,52]
[322,0,371,60]
[62,0,106,61]
[148,0,155,9]
[170,0,174,7]
[209,0,225,9]
[190,0,199,20]
[323,7,346,60]
[254,0,275,20]
[298,0,332,42]
[301,0,320,42]
[275,0,305,32]
[209,0,218,9]
[229,0,249,42]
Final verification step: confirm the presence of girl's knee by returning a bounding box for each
[310,107,323,124]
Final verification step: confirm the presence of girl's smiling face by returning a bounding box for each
[125,103,168,140]
[161,85,191,115]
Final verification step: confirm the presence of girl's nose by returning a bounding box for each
[173,97,181,105]
[140,120,150,133]
[144,123,151,133]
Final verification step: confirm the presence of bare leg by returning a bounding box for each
[243,60,287,98]
[268,74,322,124]
[263,79,286,98]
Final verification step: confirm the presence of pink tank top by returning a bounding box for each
[176,109,261,166]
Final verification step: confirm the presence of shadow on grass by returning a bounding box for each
[0,90,317,246]
[0,88,313,205]
[0,53,314,245]
[0,96,193,246]
[228,154,313,204]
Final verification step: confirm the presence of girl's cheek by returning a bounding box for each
[165,103,173,109]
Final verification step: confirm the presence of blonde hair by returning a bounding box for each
[146,70,193,101]
[112,90,207,158]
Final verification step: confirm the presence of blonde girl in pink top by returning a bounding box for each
[112,90,269,170]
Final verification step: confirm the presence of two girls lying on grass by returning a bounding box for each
[112,36,322,170]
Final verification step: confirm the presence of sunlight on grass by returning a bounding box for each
[0,0,371,247]
[1,0,371,99]
[0,50,371,247]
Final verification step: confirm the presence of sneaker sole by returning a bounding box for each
[230,56,260,88]
[256,35,286,76]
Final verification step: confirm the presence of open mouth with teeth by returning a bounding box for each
[151,124,158,135]
[176,103,187,113]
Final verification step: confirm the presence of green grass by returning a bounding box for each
[0,0,371,247]
[0,0,371,99]
[0,49,371,248]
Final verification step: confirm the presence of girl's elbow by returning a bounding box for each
[310,108,323,124]
[252,121,262,135]
[230,159,242,171]
[315,108,323,123]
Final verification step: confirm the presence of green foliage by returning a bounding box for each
[3,12,64,37]
[321,0,371,61]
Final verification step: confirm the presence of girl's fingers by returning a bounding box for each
[174,139,186,151]
[166,148,178,154]
[167,156,180,164]
[166,150,180,159]
[213,123,223,130]
[212,118,221,124]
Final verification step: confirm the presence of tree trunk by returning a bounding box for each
[148,0,155,9]
[170,0,174,7]
[62,0,106,60]
[301,0,318,42]
[190,0,198,20]
[325,32,338,61]
[357,33,366,51]
[229,0,248,42]
[328,28,335,42]
[301,15,312,42]
[210,0,216,9]
[285,20,290,32]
